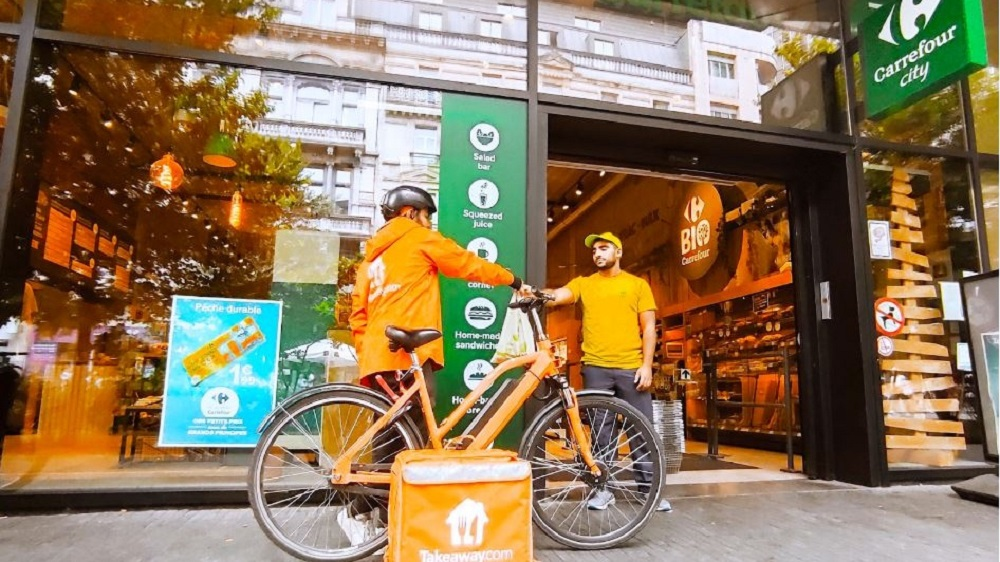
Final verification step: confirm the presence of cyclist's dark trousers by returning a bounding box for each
[582,365,656,493]
[350,362,436,518]
[370,361,437,457]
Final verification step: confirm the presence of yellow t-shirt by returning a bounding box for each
[565,272,656,369]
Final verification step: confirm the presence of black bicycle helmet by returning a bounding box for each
[380,185,438,220]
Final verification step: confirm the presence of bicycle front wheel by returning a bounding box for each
[248,388,422,562]
[519,394,663,550]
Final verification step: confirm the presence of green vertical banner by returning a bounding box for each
[437,93,527,449]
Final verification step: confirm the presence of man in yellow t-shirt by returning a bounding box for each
[545,232,671,513]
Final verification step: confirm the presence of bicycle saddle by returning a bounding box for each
[385,326,442,353]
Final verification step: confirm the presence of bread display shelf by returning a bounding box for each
[883,398,960,413]
[884,339,949,358]
[888,268,933,282]
[885,435,966,450]
[883,418,964,434]
[882,376,956,396]
[880,359,952,375]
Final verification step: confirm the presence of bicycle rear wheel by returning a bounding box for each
[519,394,663,549]
[248,388,422,561]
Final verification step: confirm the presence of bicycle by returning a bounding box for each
[248,292,664,561]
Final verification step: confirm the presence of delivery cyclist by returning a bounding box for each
[350,184,532,437]
[342,185,532,544]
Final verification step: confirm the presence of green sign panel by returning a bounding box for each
[437,94,527,448]
[860,0,988,120]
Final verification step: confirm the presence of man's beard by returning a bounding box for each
[594,258,616,270]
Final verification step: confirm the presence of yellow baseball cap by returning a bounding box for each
[584,232,622,250]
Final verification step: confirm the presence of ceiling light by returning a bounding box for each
[561,203,570,210]
[599,170,606,177]
[575,187,583,196]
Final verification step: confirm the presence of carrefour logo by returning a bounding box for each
[684,195,705,223]
[877,0,941,46]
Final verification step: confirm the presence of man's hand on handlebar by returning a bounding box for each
[517,284,535,298]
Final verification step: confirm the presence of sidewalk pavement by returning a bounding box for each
[0,480,996,562]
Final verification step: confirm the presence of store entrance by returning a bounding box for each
[541,112,842,484]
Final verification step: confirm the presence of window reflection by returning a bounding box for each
[42,0,528,91]
[0,0,20,23]
[982,168,998,270]
[538,0,844,132]
[861,85,966,149]
[0,37,16,148]
[0,44,444,485]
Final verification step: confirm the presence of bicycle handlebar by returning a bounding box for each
[508,289,553,311]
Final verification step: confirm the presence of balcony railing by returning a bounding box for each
[387,85,442,106]
[561,50,692,86]
[317,214,373,237]
[256,118,365,147]
[355,19,526,58]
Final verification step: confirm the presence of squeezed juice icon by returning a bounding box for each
[182,317,265,386]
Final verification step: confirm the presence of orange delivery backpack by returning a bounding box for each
[386,448,534,562]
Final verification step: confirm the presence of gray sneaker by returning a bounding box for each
[586,488,616,510]
[656,499,673,512]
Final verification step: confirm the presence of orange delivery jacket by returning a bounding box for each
[349,217,516,378]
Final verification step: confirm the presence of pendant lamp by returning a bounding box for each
[150,153,184,191]
[203,122,237,168]
[229,190,243,228]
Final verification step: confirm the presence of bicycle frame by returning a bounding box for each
[330,305,601,486]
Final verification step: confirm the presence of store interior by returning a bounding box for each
[545,162,804,484]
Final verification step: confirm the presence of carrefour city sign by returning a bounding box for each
[860,0,987,120]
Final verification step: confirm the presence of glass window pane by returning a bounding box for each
[971,0,998,154]
[971,67,998,154]
[0,37,17,150]
[480,19,502,39]
[862,152,986,470]
[0,1,20,23]
[860,84,966,149]
[539,0,846,133]
[41,1,527,91]
[0,43,448,489]
[982,168,998,270]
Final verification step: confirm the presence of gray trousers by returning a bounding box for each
[582,365,657,492]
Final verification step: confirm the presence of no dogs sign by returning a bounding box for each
[874,297,906,337]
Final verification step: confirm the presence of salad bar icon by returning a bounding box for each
[469,123,500,152]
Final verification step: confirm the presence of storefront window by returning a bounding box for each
[860,85,966,149]
[39,0,528,91]
[0,37,16,150]
[982,168,998,270]
[863,152,986,470]
[0,1,20,23]
[971,67,998,155]
[0,43,445,489]
[537,0,847,133]
[970,1,998,154]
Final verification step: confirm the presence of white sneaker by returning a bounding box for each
[337,508,381,547]
[656,499,673,512]
[586,488,616,510]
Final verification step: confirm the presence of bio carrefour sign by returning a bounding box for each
[678,183,722,281]
[860,0,987,120]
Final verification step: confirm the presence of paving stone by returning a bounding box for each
[0,483,995,562]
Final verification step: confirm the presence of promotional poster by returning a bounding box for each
[159,296,282,447]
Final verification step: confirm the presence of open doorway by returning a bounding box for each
[545,161,804,484]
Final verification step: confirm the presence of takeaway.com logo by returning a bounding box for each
[419,499,515,561]
[446,498,488,547]
[877,0,941,45]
